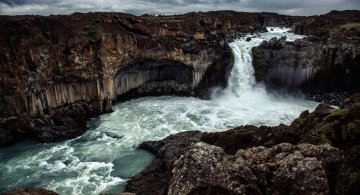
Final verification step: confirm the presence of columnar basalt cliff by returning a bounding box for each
[252,10,360,105]
[0,11,303,146]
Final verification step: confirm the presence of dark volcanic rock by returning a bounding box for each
[168,142,342,195]
[126,131,202,195]
[1,188,58,195]
[201,124,296,154]
[310,92,351,106]
[294,10,360,44]
[127,93,360,194]
[252,37,360,102]
[252,10,360,103]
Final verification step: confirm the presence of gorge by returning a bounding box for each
[0,27,318,194]
[0,10,360,195]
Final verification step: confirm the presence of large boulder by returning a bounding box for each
[169,142,342,195]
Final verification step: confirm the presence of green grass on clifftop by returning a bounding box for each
[338,22,360,30]
[81,24,100,41]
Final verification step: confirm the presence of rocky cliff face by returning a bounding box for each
[0,11,302,146]
[252,37,360,92]
[127,93,360,195]
[252,10,360,105]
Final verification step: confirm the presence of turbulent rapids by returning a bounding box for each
[0,28,318,194]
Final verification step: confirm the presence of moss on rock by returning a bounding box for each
[81,24,100,41]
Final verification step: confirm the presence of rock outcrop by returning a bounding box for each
[0,11,302,146]
[126,131,203,195]
[252,10,360,105]
[169,142,342,195]
[127,93,360,194]
[252,37,360,101]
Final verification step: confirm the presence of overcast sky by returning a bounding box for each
[0,0,359,16]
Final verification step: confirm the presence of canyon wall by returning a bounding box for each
[252,10,360,104]
[252,38,360,92]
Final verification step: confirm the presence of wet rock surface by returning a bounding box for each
[309,92,351,106]
[126,131,202,195]
[127,93,360,194]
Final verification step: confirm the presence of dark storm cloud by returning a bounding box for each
[245,0,304,10]
[145,0,239,4]
[0,0,359,16]
[0,0,57,6]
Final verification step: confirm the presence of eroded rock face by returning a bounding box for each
[168,142,342,195]
[252,10,360,104]
[252,38,360,95]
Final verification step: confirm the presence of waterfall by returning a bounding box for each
[227,37,260,96]
[222,27,305,97]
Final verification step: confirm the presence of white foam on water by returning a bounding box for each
[47,161,124,195]
[0,27,316,195]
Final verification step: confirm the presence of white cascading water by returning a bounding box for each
[226,36,257,95]
[0,28,318,195]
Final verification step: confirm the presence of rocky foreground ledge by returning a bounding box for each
[126,94,360,194]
